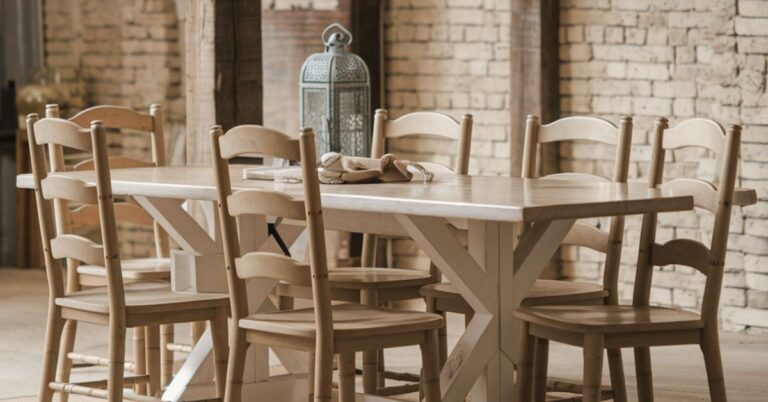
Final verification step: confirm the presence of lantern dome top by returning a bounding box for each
[300,23,369,84]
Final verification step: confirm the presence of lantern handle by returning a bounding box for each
[322,23,353,47]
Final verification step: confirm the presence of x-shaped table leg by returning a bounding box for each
[396,214,575,402]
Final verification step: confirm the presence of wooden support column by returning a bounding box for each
[509,0,559,176]
[186,0,262,165]
[350,0,384,114]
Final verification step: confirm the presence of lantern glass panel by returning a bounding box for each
[302,87,329,156]
[336,88,370,157]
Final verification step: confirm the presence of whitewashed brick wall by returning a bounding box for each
[384,0,512,270]
[44,0,184,259]
[559,0,768,333]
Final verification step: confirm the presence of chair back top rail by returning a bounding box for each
[537,115,621,146]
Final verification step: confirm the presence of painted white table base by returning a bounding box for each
[142,193,577,402]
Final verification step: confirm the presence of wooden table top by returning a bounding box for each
[17,165,694,223]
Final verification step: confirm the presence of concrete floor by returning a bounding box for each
[2,267,767,401]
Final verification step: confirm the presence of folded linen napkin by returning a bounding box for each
[318,152,434,184]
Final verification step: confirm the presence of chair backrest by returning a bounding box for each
[27,114,125,309]
[372,109,473,174]
[211,125,331,341]
[44,104,168,264]
[522,115,633,302]
[633,117,756,324]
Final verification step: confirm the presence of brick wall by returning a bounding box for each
[558,0,768,333]
[43,0,184,258]
[384,0,512,270]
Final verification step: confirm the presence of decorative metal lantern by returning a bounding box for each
[300,23,371,157]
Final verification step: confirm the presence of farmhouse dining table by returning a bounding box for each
[17,165,694,402]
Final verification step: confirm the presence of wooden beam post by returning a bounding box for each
[350,0,384,115]
[509,0,559,176]
[185,0,262,166]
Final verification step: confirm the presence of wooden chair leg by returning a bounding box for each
[583,334,605,402]
[425,296,448,367]
[377,349,386,389]
[55,319,77,402]
[338,352,356,402]
[39,308,65,402]
[132,326,147,395]
[191,321,206,344]
[210,307,229,399]
[160,324,174,387]
[420,329,441,402]
[701,332,727,402]
[308,353,315,402]
[224,328,247,402]
[145,325,161,396]
[634,346,654,402]
[314,346,334,402]
[515,321,535,402]
[360,289,378,394]
[607,348,627,402]
[533,337,549,402]
[107,323,127,402]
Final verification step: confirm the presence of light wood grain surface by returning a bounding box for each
[17,166,693,223]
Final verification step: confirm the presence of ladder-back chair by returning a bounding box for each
[28,115,229,402]
[421,115,633,401]
[210,125,444,402]
[45,104,177,393]
[514,117,756,402]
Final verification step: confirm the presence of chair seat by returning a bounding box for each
[56,281,229,314]
[514,305,704,334]
[239,303,443,339]
[77,257,171,280]
[420,279,608,307]
[329,267,434,290]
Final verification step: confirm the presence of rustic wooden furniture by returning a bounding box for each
[210,124,443,402]
[421,115,633,401]
[27,115,229,402]
[514,118,757,402]
[17,162,694,402]
[44,104,179,394]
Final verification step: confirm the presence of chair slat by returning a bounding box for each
[662,118,725,155]
[41,175,98,204]
[51,234,105,267]
[227,190,306,220]
[34,118,93,152]
[69,105,154,132]
[235,252,312,286]
[218,125,301,160]
[651,238,712,276]
[563,223,610,253]
[384,112,461,140]
[661,178,718,213]
[538,116,620,146]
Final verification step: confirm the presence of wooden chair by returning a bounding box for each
[210,124,444,402]
[514,117,757,402]
[274,108,472,395]
[28,115,229,402]
[421,115,633,401]
[44,104,178,393]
